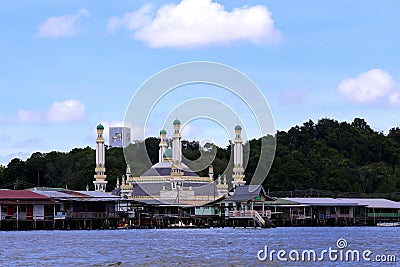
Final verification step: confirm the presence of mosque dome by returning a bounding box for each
[163,148,172,159]
[97,123,104,130]
[235,125,242,131]
[160,129,167,135]
[173,119,181,125]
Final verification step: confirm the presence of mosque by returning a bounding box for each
[93,119,246,208]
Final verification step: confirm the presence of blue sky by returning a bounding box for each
[1,0,399,165]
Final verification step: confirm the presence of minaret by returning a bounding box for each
[159,129,167,163]
[232,125,245,188]
[115,176,120,189]
[94,123,107,192]
[217,174,229,196]
[126,164,132,181]
[171,119,183,176]
[172,119,182,164]
[208,165,214,182]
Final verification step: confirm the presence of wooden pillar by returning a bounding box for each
[373,208,376,225]
[262,202,265,216]
[53,205,56,229]
[16,203,19,230]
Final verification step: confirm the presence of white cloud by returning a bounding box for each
[338,69,399,105]
[47,100,86,122]
[10,99,86,123]
[181,123,204,139]
[16,110,42,123]
[108,0,280,48]
[108,4,154,32]
[38,9,89,38]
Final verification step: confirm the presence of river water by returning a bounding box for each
[0,227,398,266]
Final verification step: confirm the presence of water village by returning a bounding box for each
[1,121,399,230]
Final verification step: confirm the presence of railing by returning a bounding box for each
[4,215,54,221]
[228,210,265,227]
[367,213,400,218]
[254,211,266,226]
[66,212,119,219]
[295,215,312,220]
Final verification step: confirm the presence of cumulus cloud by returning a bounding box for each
[108,0,280,48]
[38,9,89,38]
[338,69,399,106]
[47,100,86,122]
[181,123,204,139]
[11,100,86,123]
[108,4,154,32]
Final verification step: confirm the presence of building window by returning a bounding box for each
[340,207,349,215]
[13,206,27,213]
[1,206,7,213]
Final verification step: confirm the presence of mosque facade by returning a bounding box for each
[93,119,246,207]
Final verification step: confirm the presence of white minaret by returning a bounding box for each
[171,119,183,176]
[172,119,182,164]
[94,123,107,192]
[126,164,132,180]
[208,165,214,182]
[232,125,245,187]
[116,176,120,189]
[159,129,167,163]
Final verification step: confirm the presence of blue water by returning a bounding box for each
[0,227,399,266]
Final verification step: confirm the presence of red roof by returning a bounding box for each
[0,190,51,200]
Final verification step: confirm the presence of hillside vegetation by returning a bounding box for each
[1,118,399,200]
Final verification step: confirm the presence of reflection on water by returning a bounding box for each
[0,227,398,266]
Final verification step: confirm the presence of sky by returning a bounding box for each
[0,0,399,165]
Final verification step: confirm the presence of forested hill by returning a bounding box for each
[1,118,400,200]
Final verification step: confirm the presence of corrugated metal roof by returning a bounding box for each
[0,190,51,200]
[29,190,76,198]
[284,198,361,206]
[29,189,122,201]
[264,198,303,206]
[224,185,273,202]
[338,198,400,209]
[76,191,122,198]
[54,197,121,202]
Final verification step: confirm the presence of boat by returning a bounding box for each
[168,220,196,228]
[117,223,130,229]
[377,222,400,227]
[167,221,210,228]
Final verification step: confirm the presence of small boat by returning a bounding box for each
[168,221,196,228]
[377,222,400,227]
[117,223,130,229]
